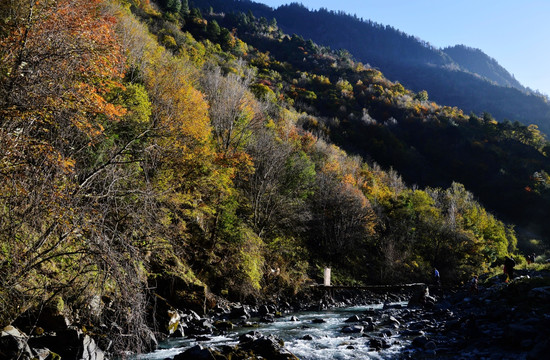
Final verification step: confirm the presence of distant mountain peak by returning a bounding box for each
[442,44,524,90]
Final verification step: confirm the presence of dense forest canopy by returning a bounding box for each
[0,0,547,355]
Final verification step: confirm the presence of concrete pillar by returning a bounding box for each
[323,267,331,286]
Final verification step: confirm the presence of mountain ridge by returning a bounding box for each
[190,0,550,133]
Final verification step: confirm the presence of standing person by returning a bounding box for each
[469,275,479,295]
[504,256,516,282]
[434,268,440,287]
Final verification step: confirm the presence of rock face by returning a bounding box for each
[0,326,33,360]
[1,325,106,360]
[12,306,71,334]
[80,335,105,360]
[28,328,105,360]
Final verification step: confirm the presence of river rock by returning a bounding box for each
[408,320,428,331]
[424,340,436,351]
[213,320,234,331]
[528,286,550,301]
[258,305,270,316]
[362,323,374,331]
[258,304,277,316]
[290,316,299,322]
[260,315,275,323]
[174,344,216,360]
[368,337,390,350]
[362,316,374,324]
[345,315,360,323]
[239,334,298,360]
[302,334,313,340]
[27,328,105,360]
[81,334,105,360]
[400,329,424,336]
[504,323,539,348]
[31,347,49,360]
[186,319,213,335]
[341,325,363,333]
[239,331,260,343]
[184,309,202,322]
[13,306,71,334]
[167,309,183,336]
[143,328,158,352]
[411,335,427,347]
[380,314,401,328]
[241,321,258,327]
[0,326,32,360]
[311,318,326,324]
[195,335,211,341]
[528,339,550,360]
[229,305,249,319]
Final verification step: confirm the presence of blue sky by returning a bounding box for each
[255,0,550,96]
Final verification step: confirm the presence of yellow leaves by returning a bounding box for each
[342,173,356,186]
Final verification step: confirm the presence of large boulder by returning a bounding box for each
[368,337,390,350]
[167,309,183,337]
[174,344,216,360]
[81,335,105,360]
[528,286,550,301]
[344,315,360,323]
[239,334,298,360]
[229,305,249,319]
[12,305,70,334]
[341,325,363,334]
[28,328,104,360]
[407,286,434,308]
[0,326,33,360]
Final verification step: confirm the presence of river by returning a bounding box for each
[137,302,412,360]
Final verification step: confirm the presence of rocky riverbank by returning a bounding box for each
[163,269,550,360]
[2,269,549,359]
[399,268,550,360]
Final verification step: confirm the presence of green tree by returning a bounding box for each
[414,90,429,101]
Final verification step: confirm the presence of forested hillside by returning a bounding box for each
[0,0,546,356]
[189,0,550,135]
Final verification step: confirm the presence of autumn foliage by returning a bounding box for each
[0,0,526,355]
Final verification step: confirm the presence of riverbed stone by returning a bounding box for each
[528,339,550,360]
[362,316,374,324]
[411,335,429,348]
[400,329,424,337]
[528,286,550,301]
[260,315,275,323]
[312,318,326,324]
[229,305,249,319]
[341,325,363,333]
[368,337,390,350]
[213,320,234,331]
[239,334,298,360]
[424,340,436,351]
[345,315,360,323]
[174,344,216,360]
[258,305,270,316]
